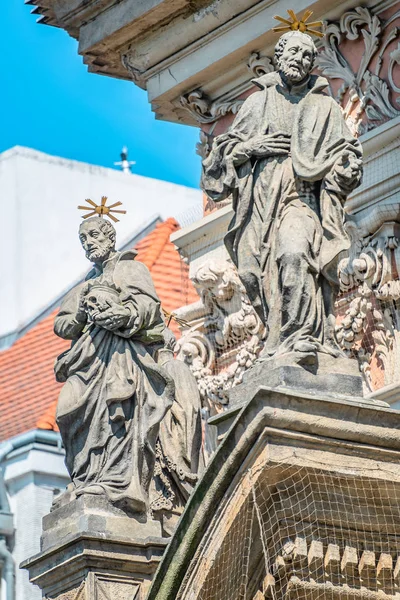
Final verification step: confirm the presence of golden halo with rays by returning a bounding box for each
[77,196,127,223]
[273,9,324,38]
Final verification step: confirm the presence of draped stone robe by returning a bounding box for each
[54,251,175,513]
[202,72,362,357]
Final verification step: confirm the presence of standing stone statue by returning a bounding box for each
[54,214,201,516]
[202,30,363,366]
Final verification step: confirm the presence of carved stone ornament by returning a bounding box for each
[315,6,400,134]
[247,51,275,78]
[201,30,363,389]
[180,89,244,124]
[337,220,400,389]
[47,574,141,600]
[176,260,265,407]
[53,215,201,518]
[196,130,214,159]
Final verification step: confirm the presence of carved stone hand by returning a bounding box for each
[232,132,291,165]
[333,152,363,191]
[93,304,132,331]
[77,282,91,323]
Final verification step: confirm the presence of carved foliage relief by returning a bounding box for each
[193,4,400,158]
[180,5,400,397]
[175,260,265,407]
[176,214,400,397]
[316,5,400,134]
[337,221,400,391]
[177,222,400,402]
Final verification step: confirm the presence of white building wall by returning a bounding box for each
[3,437,69,600]
[0,146,202,342]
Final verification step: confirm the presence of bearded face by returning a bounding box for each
[79,221,116,264]
[278,36,314,83]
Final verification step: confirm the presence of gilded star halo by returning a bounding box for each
[273,9,324,38]
[77,196,127,223]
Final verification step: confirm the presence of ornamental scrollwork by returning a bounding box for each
[389,43,400,93]
[338,222,400,298]
[192,260,263,349]
[180,90,244,124]
[315,6,400,134]
[247,52,275,78]
[175,260,265,406]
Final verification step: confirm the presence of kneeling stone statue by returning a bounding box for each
[54,211,201,518]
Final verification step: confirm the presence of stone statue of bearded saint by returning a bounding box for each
[53,216,193,515]
[201,30,363,365]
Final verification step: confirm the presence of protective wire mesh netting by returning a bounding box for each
[193,464,400,600]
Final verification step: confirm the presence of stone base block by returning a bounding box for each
[231,351,365,405]
[41,494,161,552]
[22,496,167,599]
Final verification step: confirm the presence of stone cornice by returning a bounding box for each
[23,0,376,121]
[28,0,399,124]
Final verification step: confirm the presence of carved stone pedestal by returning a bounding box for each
[238,352,365,401]
[22,496,167,599]
[147,387,400,600]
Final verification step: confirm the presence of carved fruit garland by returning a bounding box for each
[176,261,265,407]
[337,222,400,390]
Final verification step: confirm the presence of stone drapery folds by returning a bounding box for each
[54,217,202,518]
[201,31,363,369]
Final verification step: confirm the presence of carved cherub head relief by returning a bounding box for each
[193,261,240,305]
[79,217,116,264]
[275,31,317,82]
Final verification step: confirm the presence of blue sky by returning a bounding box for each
[2,3,201,188]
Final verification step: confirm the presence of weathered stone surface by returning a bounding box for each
[41,495,161,552]
[24,214,204,599]
[146,386,400,600]
[151,349,204,537]
[176,259,265,408]
[22,529,167,600]
[53,215,202,523]
[341,546,359,577]
[54,216,174,514]
[359,550,376,581]
[325,544,341,575]
[202,31,363,385]
[234,351,364,402]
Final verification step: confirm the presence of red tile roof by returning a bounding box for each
[0,218,198,440]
